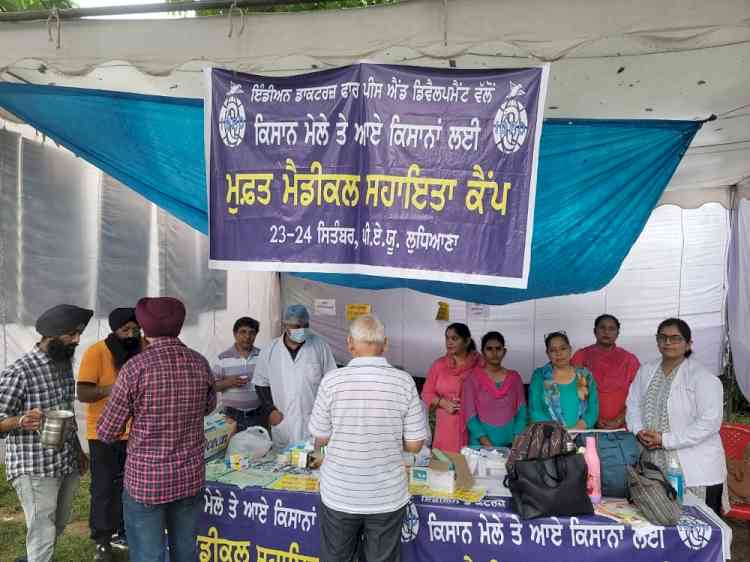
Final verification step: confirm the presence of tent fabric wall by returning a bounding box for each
[0,124,281,371]
[283,202,729,381]
[728,197,750,402]
[0,83,700,305]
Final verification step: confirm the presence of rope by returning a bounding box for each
[443,0,448,47]
[47,8,61,49]
[227,2,245,39]
[238,8,246,37]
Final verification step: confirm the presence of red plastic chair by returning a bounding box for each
[720,422,750,520]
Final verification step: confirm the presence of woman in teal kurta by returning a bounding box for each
[529,332,599,429]
[463,332,528,447]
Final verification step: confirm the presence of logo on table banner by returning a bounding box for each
[401,501,420,542]
[493,81,529,154]
[677,514,712,550]
[218,82,247,148]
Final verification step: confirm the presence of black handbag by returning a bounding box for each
[504,452,594,519]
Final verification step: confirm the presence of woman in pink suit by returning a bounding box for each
[422,323,481,453]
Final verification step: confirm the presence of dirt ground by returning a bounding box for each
[729,519,750,561]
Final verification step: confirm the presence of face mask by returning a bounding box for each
[46,338,77,363]
[288,328,307,343]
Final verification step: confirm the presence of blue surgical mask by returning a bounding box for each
[288,328,307,343]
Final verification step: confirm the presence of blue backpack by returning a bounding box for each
[575,431,640,498]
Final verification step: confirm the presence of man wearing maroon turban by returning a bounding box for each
[97,297,217,562]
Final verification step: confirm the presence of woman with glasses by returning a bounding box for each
[463,332,527,448]
[422,323,481,453]
[529,332,599,429]
[625,318,726,515]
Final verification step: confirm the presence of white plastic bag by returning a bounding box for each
[226,426,272,459]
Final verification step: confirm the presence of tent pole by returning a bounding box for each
[0,0,328,22]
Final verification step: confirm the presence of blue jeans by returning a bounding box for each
[122,489,200,562]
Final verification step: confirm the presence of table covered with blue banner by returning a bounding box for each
[196,481,731,562]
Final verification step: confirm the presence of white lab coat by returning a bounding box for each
[254,332,337,449]
[625,358,726,487]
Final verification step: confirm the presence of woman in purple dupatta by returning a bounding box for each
[463,332,527,447]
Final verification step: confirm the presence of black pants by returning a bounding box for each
[705,483,723,517]
[222,406,267,432]
[320,502,406,562]
[88,439,127,544]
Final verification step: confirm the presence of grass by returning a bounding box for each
[0,466,128,562]
[727,413,750,426]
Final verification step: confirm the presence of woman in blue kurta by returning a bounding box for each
[463,332,527,447]
[529,332,599,429]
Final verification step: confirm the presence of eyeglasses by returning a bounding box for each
[655,334,685,344]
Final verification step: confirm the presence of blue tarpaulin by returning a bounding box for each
[0,83,699,305]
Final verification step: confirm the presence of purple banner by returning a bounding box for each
[197,483,724,562]
[205,63,548,288]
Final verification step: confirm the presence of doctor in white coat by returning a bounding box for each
[254,304,337,449]
[626,317,726,516]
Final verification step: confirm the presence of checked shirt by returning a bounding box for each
[0,347,79,480]
[97,337,216,505]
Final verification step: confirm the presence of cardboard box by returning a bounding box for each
[428,449,475,492]
[228,454,251,471]
[204,413,234,460]
[291,450,309,468]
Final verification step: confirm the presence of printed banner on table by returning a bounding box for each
[197,483,725,562]
[205,63,549,288]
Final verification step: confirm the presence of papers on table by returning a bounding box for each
[410,483,487,504]
[267,474,320,492]
[217,469,281,489]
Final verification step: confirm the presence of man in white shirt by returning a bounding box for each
[213,317,264,431]
[309,314,427,562]
[254,304,336,449]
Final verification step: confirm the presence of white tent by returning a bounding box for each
[1,0,748,198]
[0,0,748,388]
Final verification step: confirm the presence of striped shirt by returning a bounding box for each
[308,356,427,514]
[0,347,79,480]
[212,345,261,411]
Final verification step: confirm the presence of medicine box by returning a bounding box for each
[204,413,233,460]
[410,466,430,486]
[428,469,456,493]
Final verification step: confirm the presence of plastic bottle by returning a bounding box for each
[667,454,685,504]
[583,436,602,504]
